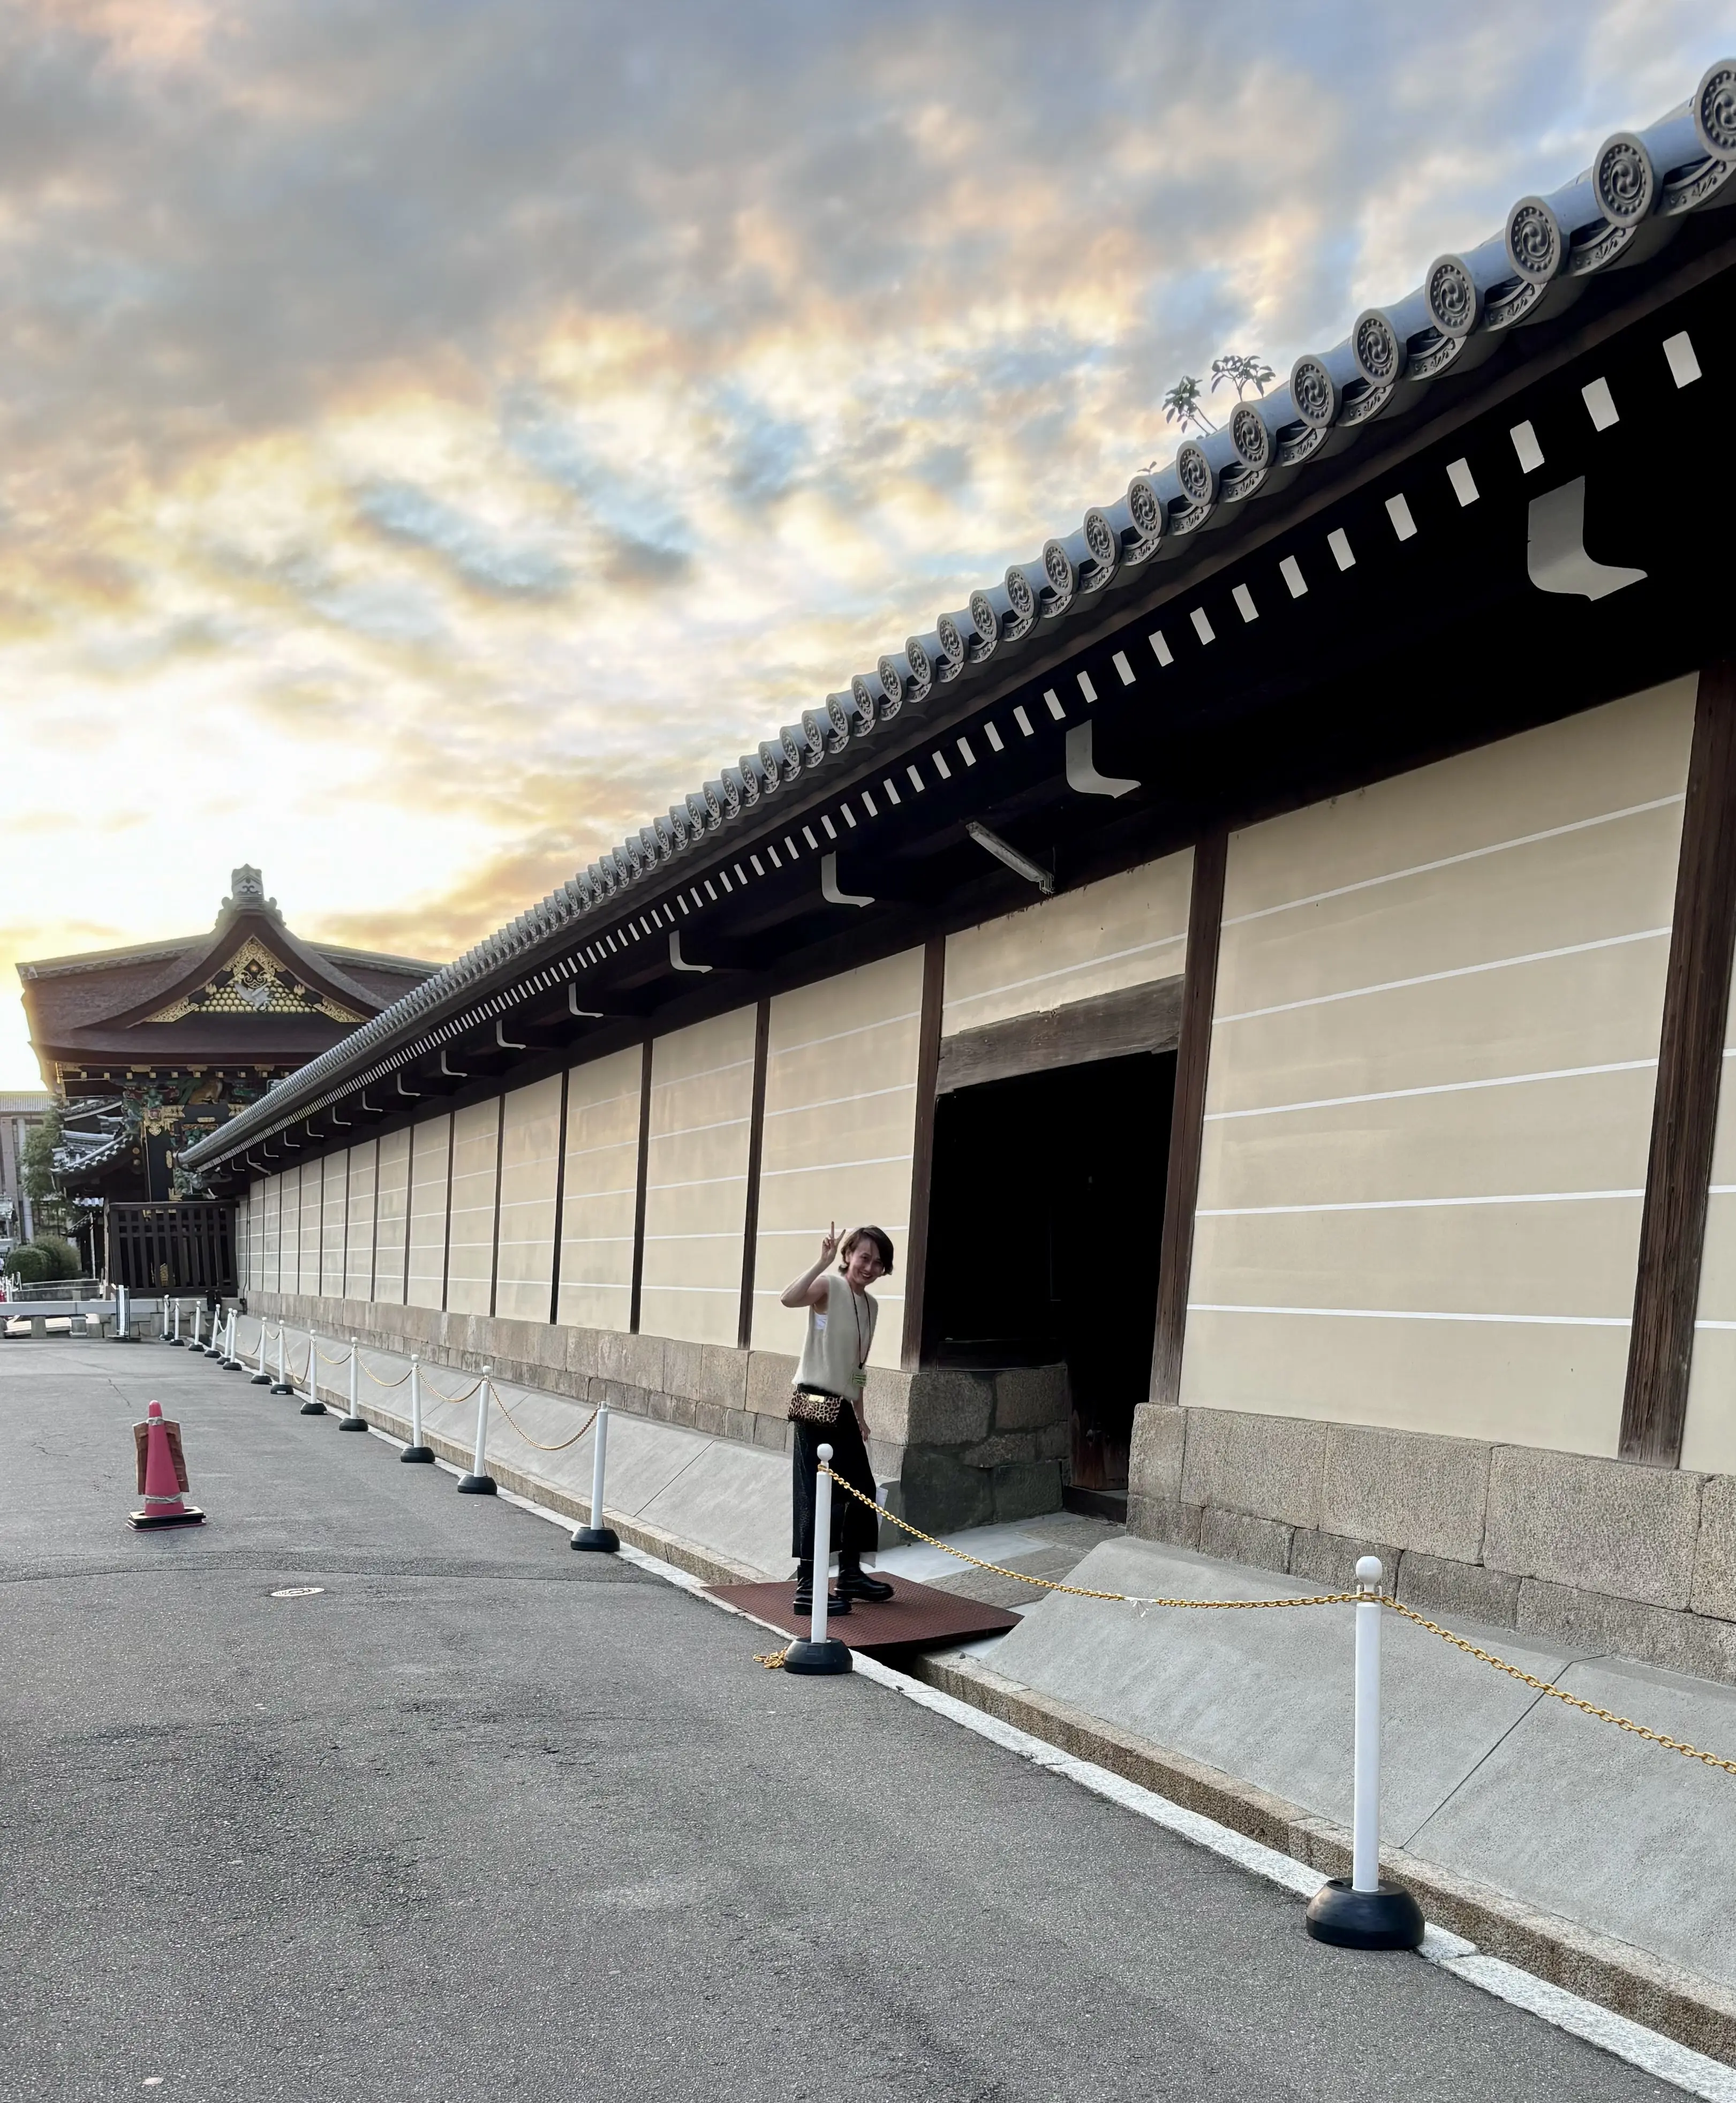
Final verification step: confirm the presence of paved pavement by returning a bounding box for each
[1,1337,1682,2102]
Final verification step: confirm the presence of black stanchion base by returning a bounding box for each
[399,1444,435,1464]
[299,1399,326,1415]
[166,1338,185,1347]
[1304,1879,1425,1951]
[221,1359,244,1371]
[250,1373,271,1385]
[570,1525,619,1553]
[337,1415,368,1431]
[456,1472,497,1495]
[127,1505,206,1530]
[269,1382,293,1395]
[782,1637,852,1676]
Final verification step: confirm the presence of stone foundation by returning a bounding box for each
[1129,1403,1736,1688]
[250,1291,1069,1532]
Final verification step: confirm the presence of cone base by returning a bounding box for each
[570,1526,618,1553]
[1304,1879,1425,1950]
[399,1444,435,1464]
[782,1637,851,1676]
[456,1473,497,1495]
[128,1505,206,1529]
[337,1415,368,1431]
[299,1400,326,1415]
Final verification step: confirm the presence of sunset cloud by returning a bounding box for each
[2,0,1729,1082]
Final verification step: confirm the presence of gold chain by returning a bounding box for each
[1384,1599,1736,1776]
[817,1466,1352,1610]
[359,1362,413,1390]
[754,1650,789,1669]
[417,1375,485,1407]
[489,1383,600,1453]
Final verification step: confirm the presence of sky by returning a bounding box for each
[2,0,1732,1088]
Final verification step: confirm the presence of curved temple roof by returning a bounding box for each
[185,58,1736,1175]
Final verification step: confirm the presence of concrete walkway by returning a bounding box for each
[1,1336,1694,2101]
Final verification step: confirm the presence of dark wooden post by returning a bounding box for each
[439,1114,456,1314]
[487,1095,506,1319]
[548,1068,570,1326]
[1620,662,1736,1466]
[901,936,948,1371]
[628,1038,654,1335]
[1150,831,1228,1408]
[737,999,771,1352]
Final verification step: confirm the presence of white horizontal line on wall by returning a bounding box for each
[557,1195,636,1210]
[556,1233,635,1245]
[1198,1189,1643,1217]
[649,1113,749,1140]
[651,1055,754,1091]
[564,1088,640,1113]
[757,1224,911,1239]
[643,1230,754,1241]
[645,1172,749,1192]
[1222,794,1684,930]
[1215,927,1670,1026]
[761,1153,914,1177]
[1188,1302,1630,1328]
[943,932,1186,1017]
[562,1137,640,1161]
[753,1287,905,1302]
[765,1082,915,1118]
[557,1280,633,1293]
[639,1284,741,1295]
[771,1007,923,1058]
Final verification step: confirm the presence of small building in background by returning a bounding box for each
[0,1090,54,1252]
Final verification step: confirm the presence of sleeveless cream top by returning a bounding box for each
[794,1270,876,1399]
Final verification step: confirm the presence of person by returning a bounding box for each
[781,1223,896,1616]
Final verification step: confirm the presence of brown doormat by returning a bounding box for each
[706,1574,1019,1653]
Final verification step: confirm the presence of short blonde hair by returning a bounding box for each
[839,1224,895,1277]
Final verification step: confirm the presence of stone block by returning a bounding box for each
[861,1366,912,1444]
[1320,1423,1489,1564]
[1126,1496,1203,1551]
[1181,1408,1325,1529]
[692,1400,727,1439]
[1485,1447,1704,1609]
[1690,1473,1736,1623]
[751,1412,791,1453]
[1129,1404,1185,1505]
[959,1431,1037,1470]
[1198,1507,1294,1578]
[1035,1420,1071,1464]
[668,1395,698,1430]
[723,1407,754,1447]
[662,1338,749,1410]
[992,1365,1069,1433]
[1290,1528,1400,1592]
[901,1448,995,1534]
[904,1369,994,1448]
[991,1460,1065,1524]
[1398,1551,1520,1630]
[562,1325,606,1380]
[746,1350,799,1418]
[865,1438,903,1481]
[1517,1578,1736,1690]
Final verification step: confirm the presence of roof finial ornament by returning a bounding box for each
[220,865,279,922]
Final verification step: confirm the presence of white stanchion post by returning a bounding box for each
[401,1354,433,1463]
[570,1403,618,1552]
[251,1315,270,1384]
[117,1283,130,1343]
[168,1299,183,1346]
[1304,1555,1422,1949]
[271,1324,292,1395]
[300,1332,327,1415]
[221,1307,242,1370]
[781,1442,850,1675]
[339,1336,367,1429]
[457,1366,496,1494]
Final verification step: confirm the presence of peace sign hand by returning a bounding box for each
[819,1222,839,1265]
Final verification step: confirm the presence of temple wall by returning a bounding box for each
[345,1139,376,1301]
[374,1129,410,1307]
[406,1114,450,1310]
[446,1100,500,1317]
[319,1150,346,1299]
[1180,679,1695,1458]
[298,1159,321,1294]
[495,1074,562,1324]
[941,853,1191,1036]
[750,948,924,1367]
[640,1008,756,1347]
[555,1046,641,1333]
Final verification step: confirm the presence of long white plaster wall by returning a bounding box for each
[555,1047,640,1332]
[446,1099,500,1317]
[262,1170,281,1292]
[374,1129,410,1307]
[1181,679,1695,1458]
[751,949,924,1368]
[319,1148,347,1299]
[495,1074,562,1324]
[298,1158,322,1294]
[942,852,1192,1034]
[406,1114,450,1310]
[639,1009,756,1346]
[345,1139,377,1300]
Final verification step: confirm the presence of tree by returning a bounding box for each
[1161,375,1214,435]
[20,1112,72,1238]
[1211,351,1276,401]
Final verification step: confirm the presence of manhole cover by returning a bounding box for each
[269,1586,326,1599]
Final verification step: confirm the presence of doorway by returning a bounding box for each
[921,1049,1175,1497]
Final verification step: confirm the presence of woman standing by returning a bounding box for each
[781,1223,896,1616]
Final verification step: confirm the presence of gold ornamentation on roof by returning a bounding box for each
[143,936,365,1024]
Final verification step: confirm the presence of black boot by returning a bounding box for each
[836,1551,893,1603]
[792,1559,850,1617]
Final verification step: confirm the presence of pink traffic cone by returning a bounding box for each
[128,1400,205,1530]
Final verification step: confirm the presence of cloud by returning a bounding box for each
[1,0,1731,1087]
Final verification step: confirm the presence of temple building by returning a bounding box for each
[18,868,437,1212]
[185,67,1736,1671]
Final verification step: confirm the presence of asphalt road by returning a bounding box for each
[1,1337,1680,2102]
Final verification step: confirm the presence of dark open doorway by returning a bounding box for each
[921,1049,1175,1500]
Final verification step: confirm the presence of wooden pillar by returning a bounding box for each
[487,1094,507,1319]
[548,1068,570,1326]
[737,999,771,1352]
[1150,831,1228,1408]
[901,936,947,1371]
[439,1115,456,1313]
[1620,662,1736,1466]
[628,1038,654,1335]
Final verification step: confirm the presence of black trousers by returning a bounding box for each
[790,1400,878,1561]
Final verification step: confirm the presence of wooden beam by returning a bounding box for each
[487,1093,506,1320]
[901,936,948,1371]
[1150,832,1228,1408]
[737,999,771,1353]
[628,1038,654,1335]
[1620,662,1736,1466]
[547,1066,570,1326]
[935,976,1183,1096]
